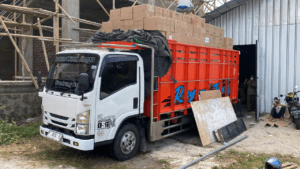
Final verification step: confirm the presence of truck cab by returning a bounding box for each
[39,47,146,161]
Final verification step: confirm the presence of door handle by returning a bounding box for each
[133,97,138,109]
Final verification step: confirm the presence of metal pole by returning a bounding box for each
[178,135,248,169]
[136,44,155,140]
[113,0,115,9]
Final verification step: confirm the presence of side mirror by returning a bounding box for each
[37,71,42,91]
[78,73,89,99]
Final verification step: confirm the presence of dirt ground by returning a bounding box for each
[1,109,300,169]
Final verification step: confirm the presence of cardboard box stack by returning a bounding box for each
[102,5,233,49]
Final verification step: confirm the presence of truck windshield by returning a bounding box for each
[46,53,100,93]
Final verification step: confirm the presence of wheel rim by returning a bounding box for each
[120,131,136,154]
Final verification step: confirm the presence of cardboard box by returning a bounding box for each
[110,9,121,22]
[133,18,143,29]
[163,9,171,18]
[193,26,205,38]
[224,37,233,46]
[199,36,205,46]
[171,11,183,21]
[189,14,205,27]
[174,20,183,33]
[124,20,134,30]
[112,21,125,30]
[186,23,193,37]
[121,7,133,20]
[212,26,218,36]
[219,28,225,37]
[154,6,164,17]
[225,45,233,50]
[204,23,214,35]
[133,4,154,20]
[182,14,192,24]
[144,17,167,31]
[218,37,224,46]
[167,18,175,32]
[211,35,218,45]
[166,32,182,42]
[102,22,112,33]
[202,33,212,46]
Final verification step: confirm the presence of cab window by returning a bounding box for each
[100,60,137,99]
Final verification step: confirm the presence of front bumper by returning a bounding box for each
[40,125,94,151]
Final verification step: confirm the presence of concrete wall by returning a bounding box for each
[0,82,42,122]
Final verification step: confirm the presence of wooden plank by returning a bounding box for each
[191,97,238,146]
[199,90,221,101]
[282,162,293,168]
[0,16,38,89]
[284,165,298,169]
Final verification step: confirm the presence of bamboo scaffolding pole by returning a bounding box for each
[195,3,204,15]
[159,0,166,8]
[132,0,138,7]
[0,16,38,89]
[72,27,98,33]
[53,0,75,25]
[95,0,110,17]
[0,15,13,21]
[54,0,59,53]
[167,0,178,10]
[4,21,56,31]
[32,13,55,27]
[0,33,72,40]
[37,18,49,71]
[0,4,102,27]
[21,0,26,80]
[13,0,17,80]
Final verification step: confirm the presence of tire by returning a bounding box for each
[295,118,300,130]
[109,123,140,161]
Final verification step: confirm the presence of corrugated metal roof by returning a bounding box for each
[202,0,250,22]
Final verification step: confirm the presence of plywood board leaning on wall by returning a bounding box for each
[199,90,221,101]
[191,97,237,146]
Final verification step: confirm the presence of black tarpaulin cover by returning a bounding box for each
[91,29,172,97]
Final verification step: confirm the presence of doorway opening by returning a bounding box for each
[233,44,257,120]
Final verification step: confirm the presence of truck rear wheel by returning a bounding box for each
[110,123,140,161]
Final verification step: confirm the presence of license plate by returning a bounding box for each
[47,131,63,142]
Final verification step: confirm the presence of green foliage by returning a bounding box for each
[215,149,300,169]
[0,117,42,145]
[0,103,5,109]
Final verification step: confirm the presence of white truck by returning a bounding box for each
[38,41,239,161]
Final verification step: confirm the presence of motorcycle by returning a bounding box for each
[284,85,300,129]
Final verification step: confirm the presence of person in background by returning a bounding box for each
[175,0,195,13]
[244,75,256,111]
[270,97,287,121]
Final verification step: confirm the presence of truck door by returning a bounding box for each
[95,54,140,143]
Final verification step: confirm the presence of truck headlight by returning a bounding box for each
[76,110,90,124]
[76,124,89,135]
[41,106,48,125]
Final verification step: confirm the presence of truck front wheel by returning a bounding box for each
[110,123,140,161]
